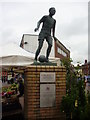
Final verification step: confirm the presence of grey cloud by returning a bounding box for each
[0,2,88,65]
[1,28,15,44]
[58,16,88,39]
[69,36,88,64]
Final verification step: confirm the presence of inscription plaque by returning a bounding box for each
[40,72,55,82]
[40,84,55,107]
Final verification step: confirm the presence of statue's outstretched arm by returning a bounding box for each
[34,21,41,32]
[34,16,46,32]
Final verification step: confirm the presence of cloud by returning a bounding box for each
[0,1,88,65]
[55,10,88,65]
[2,27,17,44]
[57,16,88,39]
[67,35,88,64]
[0,0,89,3]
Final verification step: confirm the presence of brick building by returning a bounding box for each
[20,34,70,63]
[82,60,90,75]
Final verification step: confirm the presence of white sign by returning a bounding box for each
[40,84,55,107]
[40,72,55,82]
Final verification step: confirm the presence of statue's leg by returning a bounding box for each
[35,40,44,61]
[46,36,52,61]
[46,44,52,61]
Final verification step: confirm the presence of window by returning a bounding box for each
[57,47,67,57]
[57,47,62,54]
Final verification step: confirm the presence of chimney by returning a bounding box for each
[85,60,87,64]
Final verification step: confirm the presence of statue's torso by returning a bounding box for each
[40,15,55,35]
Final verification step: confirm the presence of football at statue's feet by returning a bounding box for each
[38,55,47,63]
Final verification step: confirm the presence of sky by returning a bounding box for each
[0,0,89,65]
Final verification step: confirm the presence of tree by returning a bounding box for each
[61,58,87,120]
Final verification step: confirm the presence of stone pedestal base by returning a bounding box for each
[24,66,66,120]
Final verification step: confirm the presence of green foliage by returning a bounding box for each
[60,58,88,120]
[61,58,77,95]
[61,95,74,113]
[2,83,18,93]
[80,94,90,120]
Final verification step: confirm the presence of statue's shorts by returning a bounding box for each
[38,32,53,46]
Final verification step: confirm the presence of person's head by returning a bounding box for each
[18,77,22,83]
[49,7,56,16]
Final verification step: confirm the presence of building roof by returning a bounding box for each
[54,37,70,53]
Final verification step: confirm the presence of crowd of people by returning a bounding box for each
[1,73,24,97]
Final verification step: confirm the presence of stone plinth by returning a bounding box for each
[24,66,66,120]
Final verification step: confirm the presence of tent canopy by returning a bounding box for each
[0,43,60,66]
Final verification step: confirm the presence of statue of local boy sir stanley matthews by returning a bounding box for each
[34,7,56,62]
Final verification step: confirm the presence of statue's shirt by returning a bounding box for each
[39,15,56,35]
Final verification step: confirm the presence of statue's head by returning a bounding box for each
[49,7,56,16]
